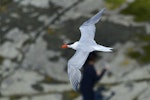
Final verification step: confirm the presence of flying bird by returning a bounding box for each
[61,8,113,91]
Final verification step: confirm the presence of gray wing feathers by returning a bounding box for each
[68,51,89,91]
[68,67,81,91]
[68,51,89,69]
[82,8,105,25]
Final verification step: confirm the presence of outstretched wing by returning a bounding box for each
[68,51,89,91]
[79,8,106,42]
[68,67,82,91]
[68,51,89,69]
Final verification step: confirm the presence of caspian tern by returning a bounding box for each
[61,8,113,91]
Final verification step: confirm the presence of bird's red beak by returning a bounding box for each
[61,44,68,49]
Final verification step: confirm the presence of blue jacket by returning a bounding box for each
[80,63,106,92]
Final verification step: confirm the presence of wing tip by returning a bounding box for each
[100,8,106,13]
[68,67,82,91]
[72,83,80,91]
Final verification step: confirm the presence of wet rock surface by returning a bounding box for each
[0,0,150,100]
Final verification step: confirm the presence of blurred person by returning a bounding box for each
[79,52,110,100]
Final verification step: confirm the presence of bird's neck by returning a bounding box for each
[69,42,79,50]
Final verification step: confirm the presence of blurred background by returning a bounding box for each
[0,0,150,100]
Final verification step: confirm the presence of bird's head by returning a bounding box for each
[61,42,78,50]
[61,44,69,49]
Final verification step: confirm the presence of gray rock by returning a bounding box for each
[0,0,149,99]
[108,14,134,27]
[18,97,29,100]
[17,97,30,100]
[145,23,150,34]
[1,69,44,96]
[0,98,9,100]
[110,82,148,100]
[51,0,105,23]
[0,59,17,78]
[42,84,72,92]
[0,42,21,59]
[51,0,104,13]
[72,0,104,14]
[10,13,20,19]
[14,0,50,8]
[108,42,138,77]
[31,94,62,100]
[138,85,150,100]
[99,42,139,84]
[1,26,9,32]
[50,0,77,8]
[5,28,29,48]
[123,64,150,81]
[38,15,54,26]
[22,37,68,81]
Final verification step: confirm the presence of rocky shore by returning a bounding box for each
[0,0,150,100]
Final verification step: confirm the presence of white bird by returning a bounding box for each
[61,8,113,91]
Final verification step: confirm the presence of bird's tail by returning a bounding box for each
[94,44,113,52]
[68,67,81,91]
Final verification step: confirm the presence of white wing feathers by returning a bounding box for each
[68,51,89,91]
[79,8,106,42]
